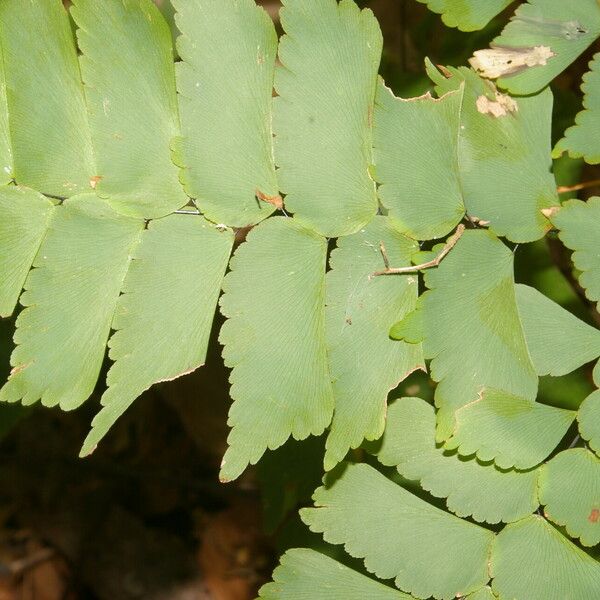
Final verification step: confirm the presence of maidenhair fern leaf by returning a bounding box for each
[370,397,540,524]
[416,0,513,32]
[0,0,94,197]
[219,218,334,482]
[0,195,143,410]
[578,390,600,457]
[324,217,424,471]
[274,0,382,237]
[554,53,600,164]
[483,0,600,95]
[551,197,600,310]
[301,463,494,600]
[173,0,279,227]
[426,62,558,243]
[0,187,54,318]
[0,56,11,186]
[465,588,496,600]
[515,284,600,376]
[71,0,187,219]
[391,230,538,441]
[491,515,600,599]
[372,81,465,240]
[539,448,600,547]
[259,548,414,600]
[446,388,575,469]
[80,215,233,456]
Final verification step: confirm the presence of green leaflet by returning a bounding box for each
[515,284,600,377]
[426,63,558,243]
[0,195,143,410]
[259,549,414,600]
[578,390,600,457]
[391,230,538,441]
[555,53,600,164]
[485,0,600,94]
[0,49,11,186]
[80,215,233,456]
[0,187,54,318]
[274,0,382,237]
[0,0,93,197]
[551,198,600,310]
[174,0,279,227]
[219,218,334,482]
[539,448,600,547]
[465,588,496,600]
[71,0,187,219]
[373,81,465,240]
[370,397,540,525]
[491,515,600,599]
[417,0,513,32]
[446,388,575,469]
[324,217,424,471]
[301,463,494,600]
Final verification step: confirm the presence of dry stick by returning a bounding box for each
[557,178,600,194]
[372,223,466,277]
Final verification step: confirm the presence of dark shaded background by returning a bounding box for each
[0,1,598,598]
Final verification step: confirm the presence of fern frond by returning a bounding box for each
[274,0,382,237]
[391,230,538,441]
[173,0,279,227]
[446,388,575,469]
[539,448,600,547]
[301,463,494,599]
[370,397,540,525]
[491,515,600,599]
[0,195,143,410]
[416,0,513,32]
[0,0,94,196]
[373,80,465,240]
[324,216,424,471]
[426,62,558,243]
[219,217,334,482]
[578,390,600,457]
[0,187,54,318]
[80,214,233,455]
[259,548,414,599]
[71,0,187,219]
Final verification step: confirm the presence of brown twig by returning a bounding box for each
[372,224,466,277]
[557,178,600,194]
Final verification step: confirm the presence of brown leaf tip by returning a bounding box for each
[256,189,284,210]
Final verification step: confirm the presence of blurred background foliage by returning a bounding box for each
[0,1,597,598]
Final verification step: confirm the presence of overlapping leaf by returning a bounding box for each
[551,198,600,310]
[491,515,600,599]
[0,0,94,196]
[324,217,424,471]
[72,0,187,219]
[446,388,575,469]
[0,187,54,318]
[302,463,494,600]
[465,588,496,600]
[555,53,600,164]
[81,215,233,455]
[426,63,558,243]
[482,0,600,94]
[578,390,600,457]
[274,0,382,237]
[219,218,334,482]
[373,81,465,240]
[174,0,279,227]
[370,397,540,524]
[0,195,143,410]
[391,230,538,441]
[416,0,513,32]
[515,284,600,376]
[539,448,600,547]
[259,548,414,600]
